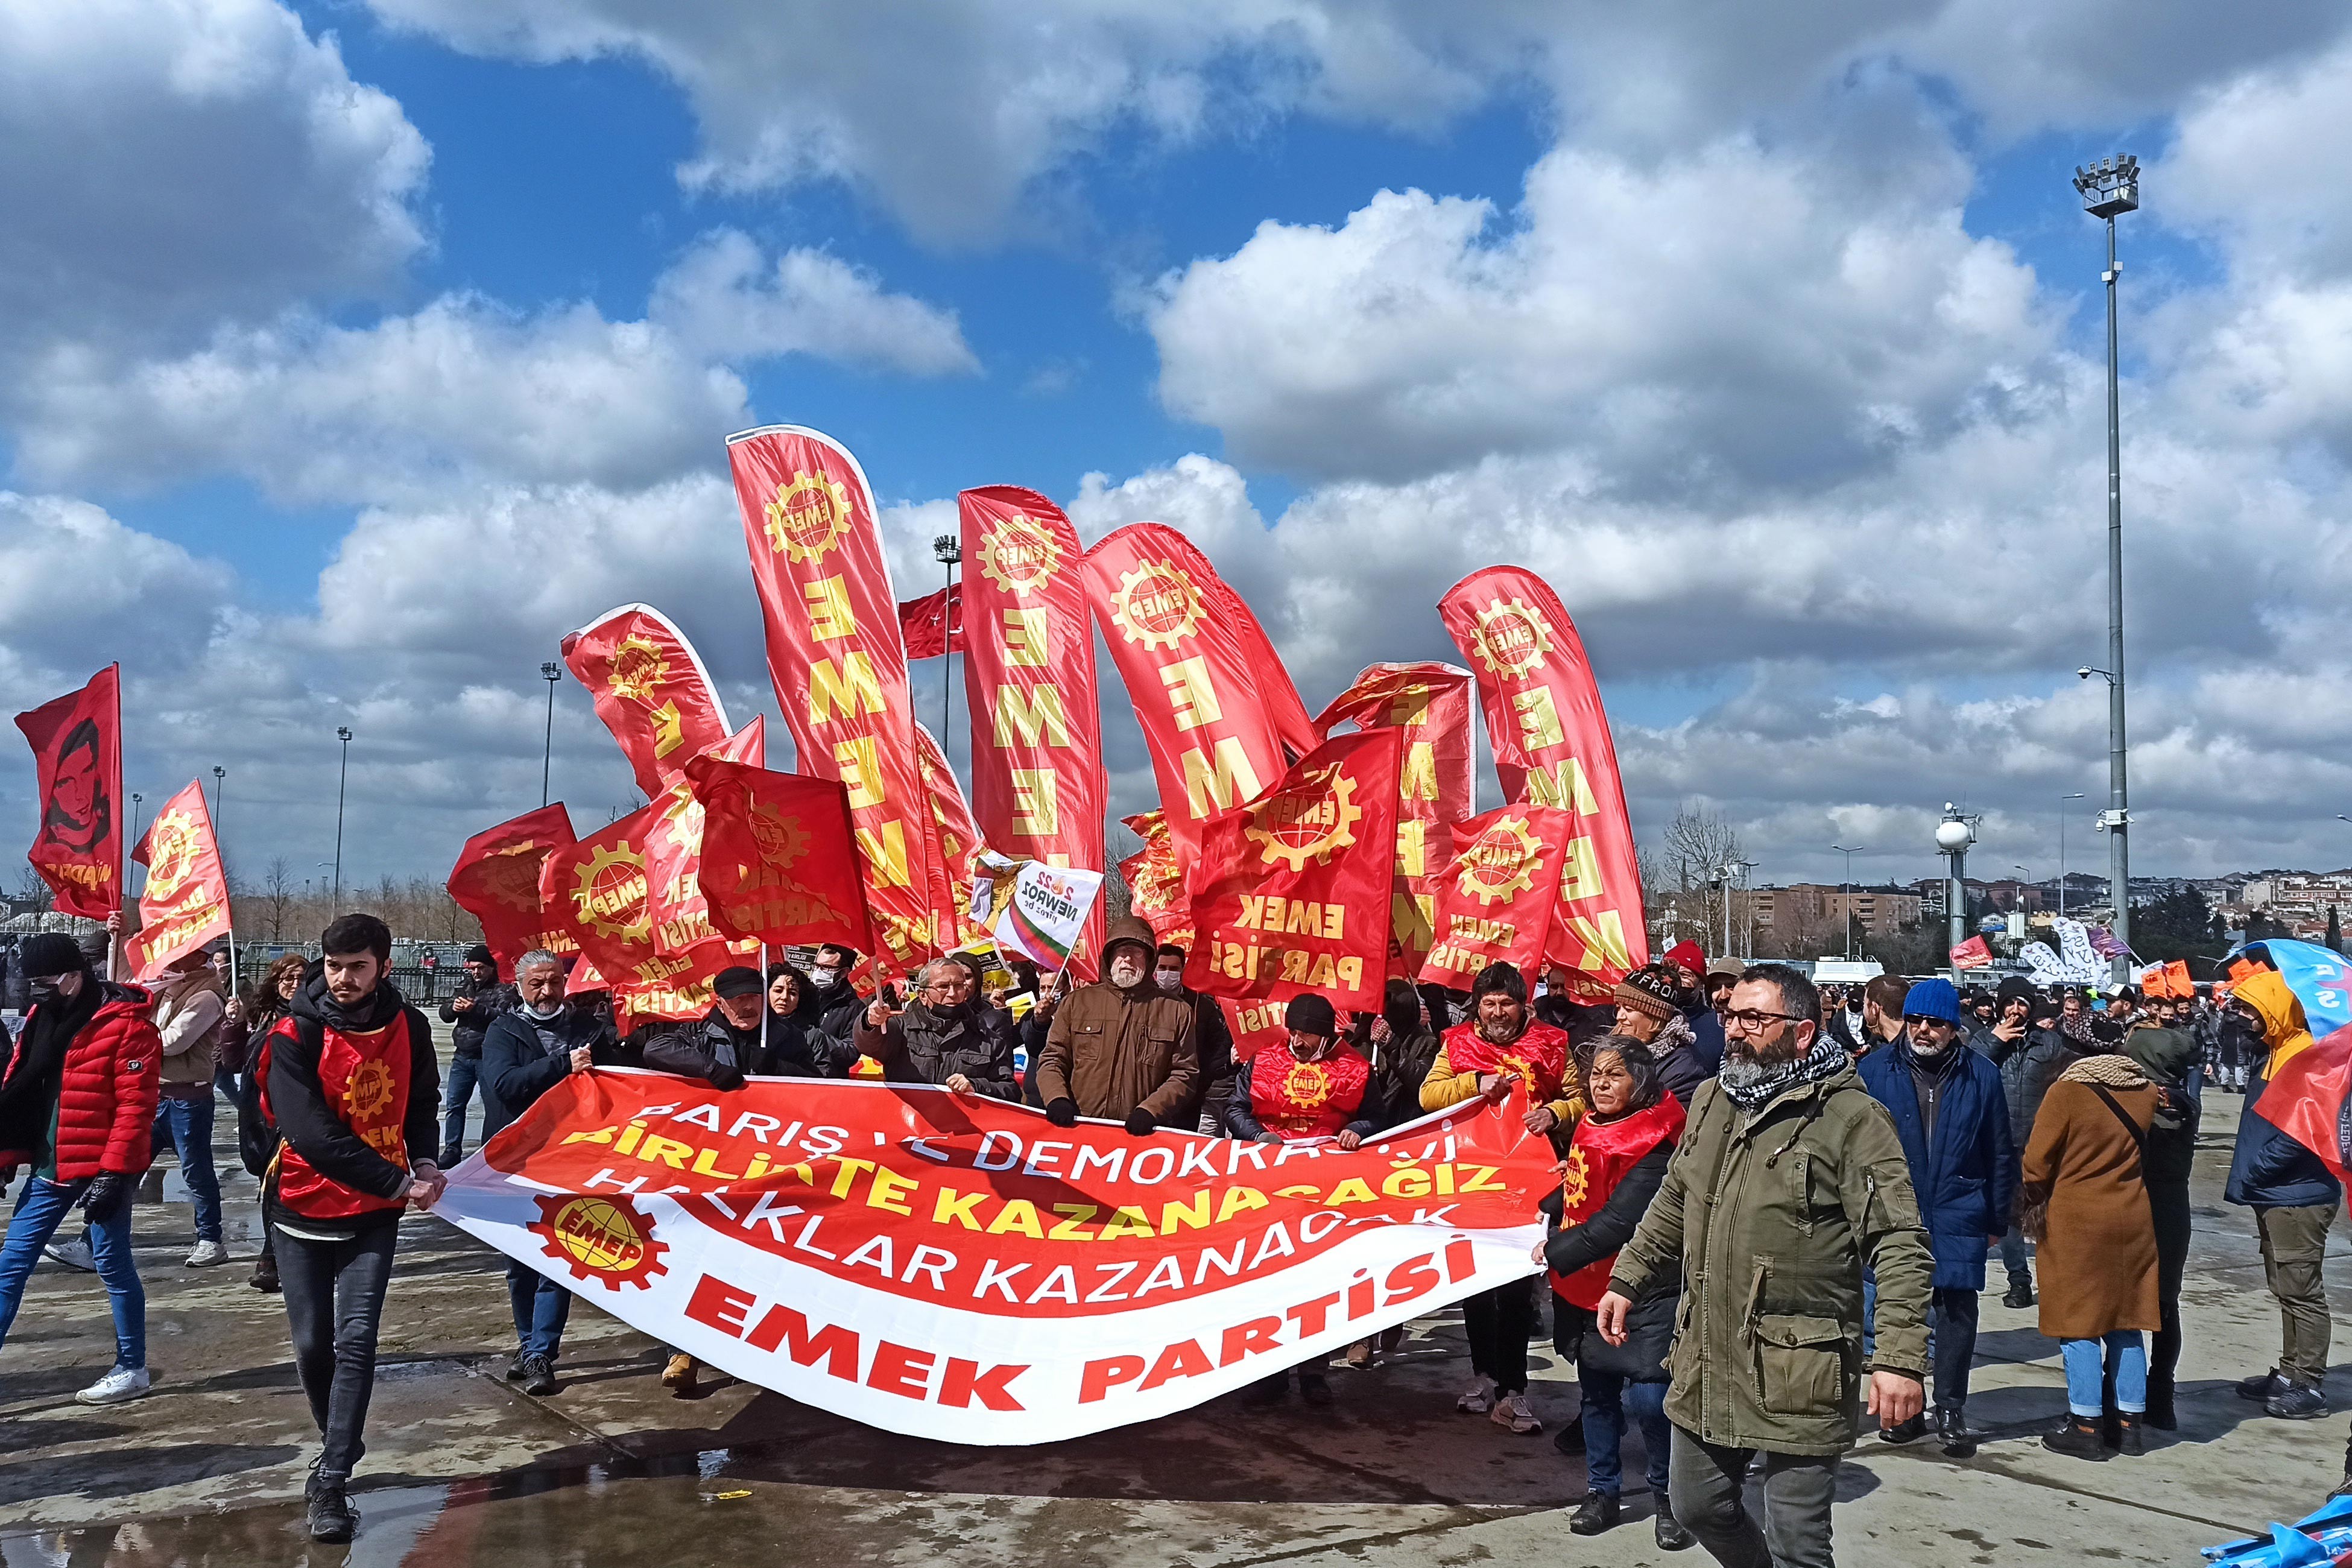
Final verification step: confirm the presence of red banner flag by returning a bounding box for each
[1183,729,1402,1016]
[122,780,231,979]
[898,584,963,660]
[730,425,934,973]
[1202,575,1317,762]
[1950,936,1993,972]
[1314,662,1476,974]
[914,723,986,950]
[1417,807,1573,991]
[14,665,124,920]
[561,605,735,800]
[687,756,873,955]
[1440,568,1648,997]
[644,722,767,956]
[1084,524,1287,862]
[1118,810,1193,954]
[959,487,1106,978]
[539,805,744,1035]
[448,804,580,977]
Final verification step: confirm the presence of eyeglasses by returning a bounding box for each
[1904,1016,1958,1029]
[1721,1008,1802,1032]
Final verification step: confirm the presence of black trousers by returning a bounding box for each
[277,1223,399,1479]
[1932,1288,1979,1411]
[1463,1276,1538,1395]
[2149,1179,2191,1400]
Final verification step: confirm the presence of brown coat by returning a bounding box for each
[2021,1072,2160,1339]
[1034,917,1200,1122]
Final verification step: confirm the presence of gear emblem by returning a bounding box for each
[1558,1145,1591,1215]
[976,511,1064,596]
[341,1057,396,1121]
[1108,561,1203,651]
[745,803,811,870]
[1245,764,1362,871]
[476,842,548,912]
[530,1194,669,1289]
[572,844,650,943]
[1455,814,1541,906]
[141,809,202,902]
[1279,1058,1333,1113]
[607,633,667,705]
[762,470,855,563]
[1470,597,1555,678]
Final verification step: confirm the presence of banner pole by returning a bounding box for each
[760,942,769,1063]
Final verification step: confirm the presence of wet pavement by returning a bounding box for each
[2,1081,2350,1564]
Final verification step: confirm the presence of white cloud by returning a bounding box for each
[0,492,231,688]
[648,230,979,376]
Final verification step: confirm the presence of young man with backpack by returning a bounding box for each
[254,914,442,1543]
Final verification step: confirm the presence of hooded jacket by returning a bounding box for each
[2225,970,2341,1211]
[1034,916,1200,1121]
[0,979,160,1181]
[263,973,440,1231]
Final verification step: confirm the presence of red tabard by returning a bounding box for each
[1439,1018,1572,1105]
[1247,1043,1372,1140]
[271,1012,415,1221]
[1547,1096,1687,1309]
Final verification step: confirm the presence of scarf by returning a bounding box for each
[299,972,403,1034]
[2059,1007,2096,1048]
[1720,1031,1851,1109]
[2059,1053,2149,1090]
[1651,1011,1695,1057]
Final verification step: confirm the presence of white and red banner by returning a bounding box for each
[440,1070,1551,1444]
[122,780,231,979]
[561,605,735,800]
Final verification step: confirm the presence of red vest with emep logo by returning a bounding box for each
[269,1011,414,1221]
[1247,1043,1371,1139]
[1441,1017,1572,1104]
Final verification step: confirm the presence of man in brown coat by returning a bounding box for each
[1035,917,1199,1134]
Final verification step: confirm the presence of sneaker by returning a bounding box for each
[1456,1376,1496,1414]
[1298,1372,1333,1406]
[75,1365,152,1405]
[249,1253,280,1294]
[1491,1391,1542,1434]
[2043,1414,2108,1461]
[306,1471,356,1544]
[1879,1413,1927,1445]
[185,1239,229,1268]
[2266,1381,2331,1420]
[520,1355,558,1396]
[1568,1492,1619,1536]
[2000,1282,2035,1309]
[502,1350,530,1383]
[1655,1508,1697,1551]
[662,1352,698,1396]
[2237,1368,2287,1402]
[45,1237,95,1272]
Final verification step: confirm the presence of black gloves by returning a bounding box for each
[1044,1098,1078,1128]
[1124,1108,1156,1137]
[80,1172,129,1224]
[709,1063,747,1093]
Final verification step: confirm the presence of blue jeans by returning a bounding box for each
[440,1053,481,1166]
[1996,1225,2031,1288]
[151,1096,223,1243]
[0,1177,145,1369]
[507,1257,572,1361]
[1580,1367,1671,1497]
[2063,1332,2146,1416]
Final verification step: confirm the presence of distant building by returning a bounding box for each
[1751,884,1923,936]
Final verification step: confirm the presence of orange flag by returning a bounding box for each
[122,780,231,980]
[560,605,734,798]
[686,754,873,955]
[1417,807,1575,992]
[447,804,578,976]
[1314,662,1476,974]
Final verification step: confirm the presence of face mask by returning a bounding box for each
[1154,969,1183,993]
[524,996,565,1020]
[809,967,838,988]
[28,977,62,1005]
[1110,957,1146,989]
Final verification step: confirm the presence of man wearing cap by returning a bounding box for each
[1610,964,1711,1106]
[1857,978,2017,1456]
[437,944,511,1166]
[0,932,163,1406]
[1035,915,1199,1135]
[856,958,1023,1101]
[1421,962,1579,1435]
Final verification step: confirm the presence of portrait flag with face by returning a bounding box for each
[15,664,123,921]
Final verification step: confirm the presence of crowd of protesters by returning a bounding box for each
[0,910,2340,1561]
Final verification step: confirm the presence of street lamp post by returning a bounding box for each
[332,727,352,906]
[1720,858,1756,958]
[2058,792,2086,917]
[2074,153,2139,981]
[1937,805,1979,981]
[540,662,561,808]
[1830,844,1867,958]
[932,534,960,773]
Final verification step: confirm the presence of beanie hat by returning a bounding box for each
[1471,961,1528,1006]
[1612,965,1680,1022]
[713,966,766,1000]
[18,933,85,979]
[464,943,496,966]
[1903,978,1962,1025]
[1663,940,1706,975]
[1994,976,2037,1013]
[1285,993,1338,1037]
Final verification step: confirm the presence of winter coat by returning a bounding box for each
[1184,988,1237,1128]
[2224,971,2340,1210]
[795,978,867,1054]
[479,1005,621,1144]
[1999,1025,2078,1159]
[1857,1043,2019,1291]
[1543,1095,1686,1382]
[1033,916,1199,1122]
[1371,1025,1443,1130]
[2122,1025,2202,1193]
[856,998,1023,1101]
[641,1008,767,1089]
[152,968,228,1098]
[2022,1062,2162,1339]
[0,982,161,1180]
[440,975,514,1058]
[1611,1067,1934,1458]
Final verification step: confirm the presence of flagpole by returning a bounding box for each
[759,942,769,1064]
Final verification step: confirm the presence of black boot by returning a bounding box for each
[2114,1414,2144,1456]
[1935,1405,1984,1458]
[2042,1414,2108,1461]
[520,1354,558,1396]
[2001,1279,2034,1309]
[2143,1376,2177,1432]
[249,1252,280,1294]
[1655,1505,1696,1551]
[306,1470,356,1543]
[1568,1492,1619,1536]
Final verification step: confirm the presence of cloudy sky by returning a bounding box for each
[7,0,2351,907]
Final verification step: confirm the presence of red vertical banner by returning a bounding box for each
[1118,810,1193,953]
[1202,575,1317,762]
[560,605,735,798]
[1314,662,1475,975]
[14,665,124,920]
[958,487,1105,978]
[914,722,986,949]
[122,780,232,979]
[1440,568,1648,996]
[1083,523,1286,862]
[1417,806,1573,991]
[729,425,935,973]
[644,721,766,956]
[447,804,580,976]
[1181,728,1402,1017]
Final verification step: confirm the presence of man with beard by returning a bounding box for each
[1601,964,1930,1568]
[1421,962,1579,1436]
[1154,942,1235,1134]
[1034,917,1198,1134]
[856,958,1022,1101]
[1857,979,2017,1457]
[435,945,510,1166]
[1994,987,2072,1309]
[1608,966,1710,1106]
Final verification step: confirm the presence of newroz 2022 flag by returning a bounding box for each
[969,851,1106,970]
[643,722,767,956]
[14,665,123,920]
[1314,663,1475,974]
[1084,524,1288,862]
[1417,807,1576,991]
[561,605,735,800]
[1440,568,1648,998]
[729,425,935,973]
[958,487,1105,978]
[686,754,873,955]
[1183,728,1403,1016]
[437,1070,1554,1444]
[448,805,580,976]
[122,780,231,979]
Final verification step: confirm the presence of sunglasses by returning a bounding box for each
[1903,1015,1958,1029]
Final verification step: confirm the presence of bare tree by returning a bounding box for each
[1660,803,1747,955]
[12,863,55,911]
[258,857,296,943]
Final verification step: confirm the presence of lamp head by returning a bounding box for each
[932,534,959,564]
[541,661,561,681]
[337,726,352,742]
[1935,818,1974,853]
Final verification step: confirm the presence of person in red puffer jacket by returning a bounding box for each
[0,932,162,1407]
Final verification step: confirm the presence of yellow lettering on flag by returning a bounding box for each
[650,700,684,759]
[1387,683,1435,727]
[1010,769,1060,835]
[1002,607,1049,668]
[992,685,1070,747]
[809,653,885,722]
[1160,658,1222,732]
[804,575,858,641]
[1566,911,1633,971]
[1400,739,1438,801]
[853,820,914,888]
[834,736,884,807]
[1393,890,1434,953]
[1180,738,1260,818]
[1395,818,1426,876]
[1557,835,1604,902]
[1523,757,1600,815]
[1513,687,1566,750]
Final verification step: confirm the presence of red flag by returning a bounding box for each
[1119,810,1193,953]
[15,665,123,920]
[1948,936,1993,971]
[898,584,963,659]
[959,487,1107,978]
[538,805,742,1032]
[447,804,578,977]
[1314,662,1475,973]
[1202,574,1317,761]
[1440,567,1648,997]
[560,605,735,799]
[729,425,935,973]
[687,755,873,955]
[1182,729,1402,1016]
[2257,1021,2352,1182]
[611,940,747,1038]
[914,723,987,949]
[1084,523,1287,861]
[122,780,231,979]
[644,722,766,955]
[1417,807,1575,991]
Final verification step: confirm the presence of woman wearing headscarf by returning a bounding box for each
[1537,1037,1694,1551]
[2122,1013,2200,1431]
